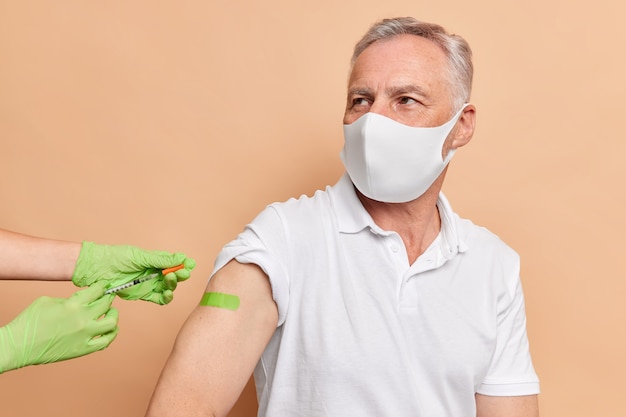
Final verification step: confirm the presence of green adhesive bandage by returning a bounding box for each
[200,292,240,310]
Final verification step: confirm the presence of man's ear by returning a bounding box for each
[450,104,476,149]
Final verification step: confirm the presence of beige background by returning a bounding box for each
[1,0,624,416]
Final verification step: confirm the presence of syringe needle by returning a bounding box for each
[104,264,184,295]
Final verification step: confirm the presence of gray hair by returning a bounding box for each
[351,17,473,111]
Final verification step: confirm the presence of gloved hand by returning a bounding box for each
[0,282,118,373]
[72,241,196,305]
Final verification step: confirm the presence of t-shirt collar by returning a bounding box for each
[330,173,468,257]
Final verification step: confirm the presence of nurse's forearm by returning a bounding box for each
[0,229,80,281]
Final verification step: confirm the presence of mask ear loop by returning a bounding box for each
[440,103,470,163]
[442,148,457,165]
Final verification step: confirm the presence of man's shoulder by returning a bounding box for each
[454,214,519,258]
[268,185,335,215]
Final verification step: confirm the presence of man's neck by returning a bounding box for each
[357,188,442,265]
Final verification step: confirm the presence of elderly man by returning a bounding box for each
[146,17,540,417]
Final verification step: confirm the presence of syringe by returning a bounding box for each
[104,264,184,295]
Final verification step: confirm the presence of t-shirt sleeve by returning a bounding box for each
[211,204,290,326]
[477,274,540,396]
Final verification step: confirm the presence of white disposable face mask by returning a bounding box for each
[340,105,467,203]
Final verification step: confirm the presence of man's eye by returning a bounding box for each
[352,98,369,107]
[399,96,417,105]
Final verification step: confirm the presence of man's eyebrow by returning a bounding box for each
[386,84,429,97]
[347,85,429,98]
[347,87,373,97]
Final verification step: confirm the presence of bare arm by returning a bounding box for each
[145,260,278,417]
[476,394,539,417]
[0,228,80,281]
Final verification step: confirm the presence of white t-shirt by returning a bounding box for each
[212,174,540,416]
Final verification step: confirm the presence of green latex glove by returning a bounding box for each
[72,241,196,305]
[0,282,118,373]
